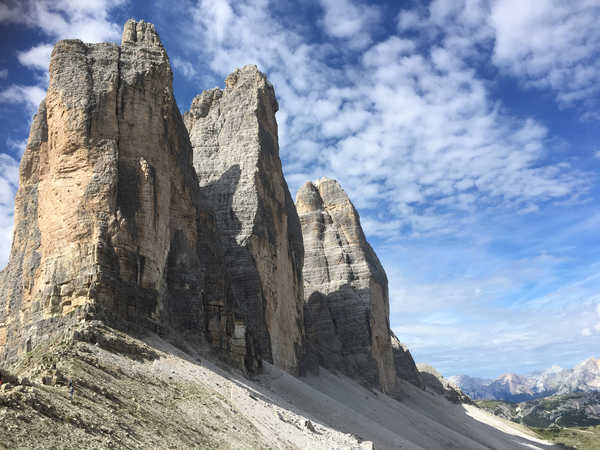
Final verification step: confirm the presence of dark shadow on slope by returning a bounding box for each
[303,286,378,387]
[418,364,473,404]
[10,320,559,450]
[304,285,424,392]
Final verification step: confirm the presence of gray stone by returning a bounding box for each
[0,20,247,370]
[297,177,421,391]
[184,65,305,375]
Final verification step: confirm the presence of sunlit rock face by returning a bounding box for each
[184,65,306,375]
[0,20,244,369]
[297,177,421,391]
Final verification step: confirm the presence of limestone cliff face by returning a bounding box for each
[184,66,305,375]
[0,20,243,367]
[297,177,421,391]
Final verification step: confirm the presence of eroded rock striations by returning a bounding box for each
[184,66,305,375]
[0,20,245,368]
[297,177,421,391]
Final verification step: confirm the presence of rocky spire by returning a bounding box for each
[184,65,305,375]
[296,177,421,391]
[0,20,243,368]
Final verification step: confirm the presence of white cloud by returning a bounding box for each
[0,84,46,112]
[7,138,28,156]
[176,0,587,240]
[489,0,600,113]
[319,0,381,49]
[17,44,54,71]
[0,153,19,269]
[0,0,125,45]
[397,9,424,31]
[172,56,197,80]
[582,328,592,337]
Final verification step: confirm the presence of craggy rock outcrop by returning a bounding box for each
[417,364,473,404]
[184,66,305,375]
[297,177,421,392]
[391,332,423,388]
[0,20,245,368]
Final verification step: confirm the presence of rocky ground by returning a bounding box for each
[0,323,363,449]
[0,321,562,449]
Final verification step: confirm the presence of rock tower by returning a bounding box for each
[297,177,421,391]
[184,66,305,375]
[0,20,242,367]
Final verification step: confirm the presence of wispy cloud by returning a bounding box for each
[17,44,54,71]
[173,0,588,240]
[489,0,600,116]
[0,153,19,267]
[0,84,46,113]
[318,0,381,49]
[0,0,125,44]
[0,0,125,109]
[172,56,197,80]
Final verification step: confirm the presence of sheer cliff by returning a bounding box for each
[296,177,421,392]
[184,66,305,375]
[0,20,245,369]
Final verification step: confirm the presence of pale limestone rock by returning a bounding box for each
[0,20,245,369]
[184,65,305,375]
[297,177,421,391]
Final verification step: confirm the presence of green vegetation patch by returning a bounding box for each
[533,425,600,450]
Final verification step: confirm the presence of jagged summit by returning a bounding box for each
[451,356,600,401]
[296,177,421,392]
[184,64,304,375]
[0,19,243,369]
[121,19,162,46]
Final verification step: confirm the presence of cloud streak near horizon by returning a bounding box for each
[1,0,600,377]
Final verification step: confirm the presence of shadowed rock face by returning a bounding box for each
[391,331,423,388]
[297,177,421,391]
[184,66,305,375]
[0,20,244,368]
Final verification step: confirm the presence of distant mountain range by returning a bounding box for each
[449,357,600,402]
[477,391,600,428]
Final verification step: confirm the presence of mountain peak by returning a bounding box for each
[121,19,162,47]
[452,357,600,401]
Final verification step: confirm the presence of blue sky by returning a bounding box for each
[1,0,600,378]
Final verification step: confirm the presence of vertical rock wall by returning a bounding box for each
[297,177,421,391]
[0,20,241,368]
[184,66,305,375]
